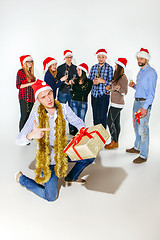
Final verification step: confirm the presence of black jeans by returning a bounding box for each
[91,94,110,129]
[19,99,34,131]
[107,106,122,143]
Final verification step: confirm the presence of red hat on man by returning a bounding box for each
[136,48,151,60]
[96,49,107,57]
[20,55,33,67]
[32,79,52,100]
[77,63,89,73]
[64,50,73,58]
[115,58,127,68]
[43,57,57,71]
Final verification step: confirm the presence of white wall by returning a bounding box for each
[0,0,160,138]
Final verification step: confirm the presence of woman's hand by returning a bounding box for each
[113,85,120,91]
[129,80,135,88]
[60,75,68,82]
[106,85,111,91]
[27,120,50,140]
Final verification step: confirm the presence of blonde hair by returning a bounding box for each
[22,62,36,82]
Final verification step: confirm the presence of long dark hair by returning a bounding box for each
[112,65,124,83]
[76,70,87,84]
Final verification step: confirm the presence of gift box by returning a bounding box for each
[134,110,142,124]
[64,124,109,161]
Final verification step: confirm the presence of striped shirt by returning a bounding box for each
[16,69,35,102]
[15,103,85,165]
[89,63,113,98]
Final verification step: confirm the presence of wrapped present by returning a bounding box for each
[134,110,142,124]
[64,124,109,161]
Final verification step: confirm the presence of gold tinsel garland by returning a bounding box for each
[35,100,68,185]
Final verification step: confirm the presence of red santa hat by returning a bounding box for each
[20,55,33,67]
[32,79,52,100]
[77,63,89,73]
[115,58,127,68]
[64,50,73,58]
[43,57,57,71]
[96,49,107,57]
[136,48,151,60]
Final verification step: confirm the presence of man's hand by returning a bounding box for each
[93,77,105,85]
[106,85,111,91]
[27,120,51,140]
[129,80,135,88]
[139,108,147,118]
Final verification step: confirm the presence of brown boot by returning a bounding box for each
[133,156,147,164]
[126,147,140,154]
[104,140,118,149]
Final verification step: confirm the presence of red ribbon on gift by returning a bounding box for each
[134,111,142,124]
[64,127,106,160]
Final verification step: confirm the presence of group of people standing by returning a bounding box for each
[15,47,157,202]
[16,47,157,164]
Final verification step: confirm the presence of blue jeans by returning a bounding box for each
[70,100,88,132]
[133,100,151,159]
[58,90,72,107]
[91,94,110,129]
[19,158,95,202]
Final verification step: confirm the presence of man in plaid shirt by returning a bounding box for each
[89,49,113,129]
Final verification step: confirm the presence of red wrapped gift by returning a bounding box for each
[64,124,109,161]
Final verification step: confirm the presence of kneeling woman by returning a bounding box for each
[43,57,67,99]
[70,63,93,135]
[105,58,128,149]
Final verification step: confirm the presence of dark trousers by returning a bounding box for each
[19,99,34,131]
[91,94,110,129]
[107,106,122,143]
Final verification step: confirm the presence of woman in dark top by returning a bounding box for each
[70,63,93,135]
[43,57,67,99]
[16,55,36,131]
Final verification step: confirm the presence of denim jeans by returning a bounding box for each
[19,158,95,202]
[133,100,151,159]
[70,100,88,133]
[107,106,122,143]
[57,90,72,107]
[91,94,110,129]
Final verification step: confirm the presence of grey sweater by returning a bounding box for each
[111,74,128,105]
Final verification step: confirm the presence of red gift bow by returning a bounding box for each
[64,127,106,160]
[134,111,142,124]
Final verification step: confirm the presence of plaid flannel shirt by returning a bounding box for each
[89,62,113,98]
[16,69,35,102]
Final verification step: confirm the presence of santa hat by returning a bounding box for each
[77,63,89,73]
[96,49,107,57]
[64,50,73,58]
[20,55,33,67]
[136,48,151,60]
[115,58,127,68]
[43,57,57,72]
[32,79,52,100]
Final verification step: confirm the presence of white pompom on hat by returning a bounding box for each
[115,58,127,68]
[43,57,57,72]
[31,79,52,100]
[96,49,107,57]
[136,48,151,60]
[77,63,89,73]
[20,55,33,67]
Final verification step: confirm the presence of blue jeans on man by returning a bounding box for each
[133,100,151,159]
[91,94,110,129]
[19,157,95,202]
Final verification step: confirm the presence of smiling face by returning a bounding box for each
[37,89,54,109]
[77,68,82,77]
[25,60,34,70]
[97,54,107,65]
[50,63,57,71]
[137,57,148,68]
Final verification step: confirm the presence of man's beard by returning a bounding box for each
[138,61,147,67]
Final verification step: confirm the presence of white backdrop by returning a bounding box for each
[0,0,160,136]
